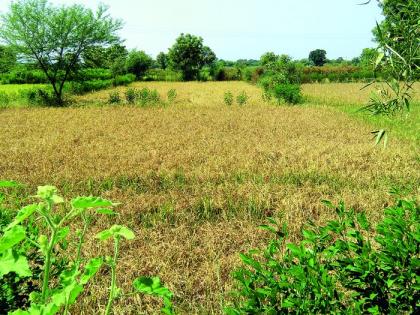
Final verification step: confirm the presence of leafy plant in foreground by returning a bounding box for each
[227,198,419,314]
[108,91,121,104]
[0,181,174,314]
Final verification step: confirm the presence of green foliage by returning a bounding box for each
[126,50,153,79]
[224,91,234,106]
[363,0,419,117]
[0,45,16,73]
[113,74,136,86]
[167,89,177,103]
[125,88,137,104]
[0,181,173,314]
[156,52,168,70]
[168,33,216,81]
[273,84,303,105]
[236,91,248,106]
[227,198,419,314]
[309,49,327,67]
[137,88,162,106]
[0,0,122,105]
[108,91,121,104]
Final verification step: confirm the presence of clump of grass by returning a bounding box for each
[167,89,177,103]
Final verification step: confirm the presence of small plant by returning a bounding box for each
[167,89,177,103]
[0,181,174,314]
[108,91,121,104]
[236,91,248,106]
[273,84,303,104]
[125,88,137,104]
[227,198,419,314]
[138,88,161,107]
[224,91,233,106]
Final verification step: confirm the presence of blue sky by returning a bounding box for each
[0,0,383,60]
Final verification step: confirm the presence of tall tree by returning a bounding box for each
[156,52,168,70]
[168,34,216,81]
[0,0,122,105]
[125,50,153,79]
[309,49,327,66]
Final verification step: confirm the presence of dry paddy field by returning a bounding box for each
[0,81,419,314]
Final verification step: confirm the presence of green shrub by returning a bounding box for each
[167,89,177,103]
[236,91,249,106]
[113,74,136,86]
[224,91,234,106]
[227,198,419,314]
[108,91,121,104]
[70,80,113,94]
[273,84,303,105]
[125,88,137,104]
[137,88,161,106]
[0,181,174,314]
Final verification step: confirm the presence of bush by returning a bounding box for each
[113,74,135,86]
[273,84,303,105]
[236,91,249,106]
[137,88,161,106]
[125,88,137,104]
[70,80,113,94]
[224,91,234,106]
[227,198,419,314]
[108,91,121,104]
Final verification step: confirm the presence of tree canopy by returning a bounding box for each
[0,0,122,105]
[309,49,327,67]
[168,33,216,81]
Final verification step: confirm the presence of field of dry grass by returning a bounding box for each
[0,81,419,314]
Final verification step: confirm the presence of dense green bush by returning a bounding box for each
[70,80,113,94]
[0,68,48,84]
[227,198,419,314]
[273,84,303,105]
[113,74,136,86]
[143,69,183,82]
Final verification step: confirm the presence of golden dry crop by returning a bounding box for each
[0,81,419,314]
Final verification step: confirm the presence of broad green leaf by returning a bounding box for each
[95,229,113,241]
[96,225,135,241]
[7,204,38,230]
[0,180,20,188]
[0,249,32,278]
[133,276,173,299]
[0,225,26,252]
[71,196,115,209]
[287,244,302,256]
[80,257,103,285]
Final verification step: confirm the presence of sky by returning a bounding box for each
[0,0,383,61]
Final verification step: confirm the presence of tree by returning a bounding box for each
[0,45,16,73]
[156,52,168,70]
[260,52,278,67]
[125,50,153,79]
[168,33,216,81]
[0,0,122,105]
[309,49,327,66]
[359,48,378,68]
